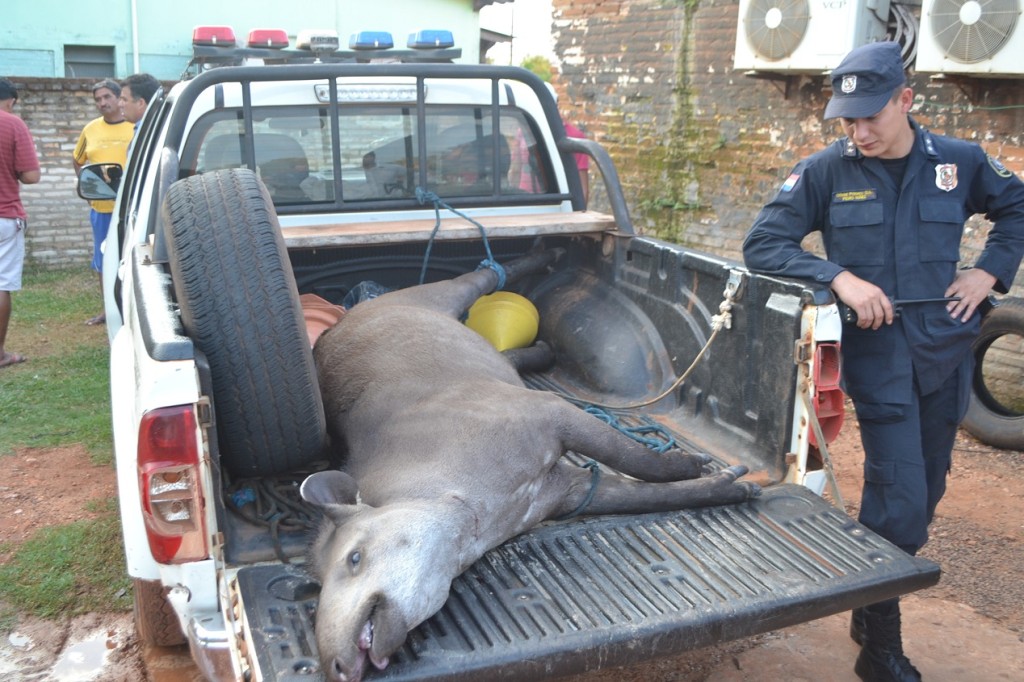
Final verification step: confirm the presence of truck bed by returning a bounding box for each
[234,481,938,682]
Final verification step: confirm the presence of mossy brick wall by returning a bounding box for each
[553,0,1024,295]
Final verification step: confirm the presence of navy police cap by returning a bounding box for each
[824,42,906,120]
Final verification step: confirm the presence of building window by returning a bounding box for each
[64,45,115,78]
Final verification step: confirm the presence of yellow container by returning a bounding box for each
[465,292,540,351]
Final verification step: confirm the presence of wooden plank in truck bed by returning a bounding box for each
[280,211,618,248]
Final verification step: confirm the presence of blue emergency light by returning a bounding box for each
[407,30,455,49]
[349,31,394,50]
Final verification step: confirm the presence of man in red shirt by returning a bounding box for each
[0,78,41,369]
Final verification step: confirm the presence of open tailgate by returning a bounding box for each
[232,483,938,681]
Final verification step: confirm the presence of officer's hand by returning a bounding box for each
[945,268,997,322]
[831,271,894,330]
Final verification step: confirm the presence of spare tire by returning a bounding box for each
[163,168,326,477]
[961,298,1024,451]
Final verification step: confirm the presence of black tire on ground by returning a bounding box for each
[163,168,326,477]
[133,578,185,647]
[962,297,1024,451]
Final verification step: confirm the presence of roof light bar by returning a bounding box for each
[407,29,455,49]
[350,31,395,50]
[247,28,289,49]
[296,29,340,53]
[192,25,236,47]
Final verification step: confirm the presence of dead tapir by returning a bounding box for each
[301,252,761,682]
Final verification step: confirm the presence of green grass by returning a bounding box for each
[0,500,131,619]
[0,266,127,620]
[0,266,112,464]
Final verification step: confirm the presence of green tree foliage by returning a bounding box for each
[520,55,553,82]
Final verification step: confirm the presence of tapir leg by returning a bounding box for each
[548,460,758,518]
[372,249,562,319]
[542,394,710,482]
[372,268,499,318]
[503,341,555,374]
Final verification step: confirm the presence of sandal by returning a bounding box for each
[0,352,27,369]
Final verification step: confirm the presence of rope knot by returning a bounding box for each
[711,287,736,331]
[476,259,507,290]
[415,187,441,206]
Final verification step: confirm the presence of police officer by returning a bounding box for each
[743,41,1024,682]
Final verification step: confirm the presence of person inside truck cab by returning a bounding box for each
[742,41,1024,682]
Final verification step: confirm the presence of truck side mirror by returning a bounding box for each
[77,162,123,201]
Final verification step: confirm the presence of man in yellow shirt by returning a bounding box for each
[73,79,133,326]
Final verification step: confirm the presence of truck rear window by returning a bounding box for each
[185,104,555,209]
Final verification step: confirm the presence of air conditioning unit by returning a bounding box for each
[734,0,892,74]
[915,0,1024,75]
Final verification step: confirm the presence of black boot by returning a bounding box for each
[850,606,865,645]
[854,598,921,682]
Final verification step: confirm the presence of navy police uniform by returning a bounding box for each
[743,119,1024,554]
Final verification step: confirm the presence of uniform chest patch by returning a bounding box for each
[935,163,958,192]
[833,189,877,203]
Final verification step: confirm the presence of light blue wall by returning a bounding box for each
[1,0,482,80]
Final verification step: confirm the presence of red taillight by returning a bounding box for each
[809,343,845,446]
[248,29,289,49]
[192,25,236,47]
[138,406,207,564]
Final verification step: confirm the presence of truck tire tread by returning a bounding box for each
[132,578,185,647]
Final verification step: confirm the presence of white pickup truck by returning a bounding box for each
[78,29,939,681]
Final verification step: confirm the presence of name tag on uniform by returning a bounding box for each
[832,189,877,203]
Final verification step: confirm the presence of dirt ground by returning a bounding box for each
[0,405,1021,681]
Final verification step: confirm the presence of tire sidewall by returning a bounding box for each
[962,299,1024,451]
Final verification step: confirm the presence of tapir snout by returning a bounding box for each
[302,472,466,682]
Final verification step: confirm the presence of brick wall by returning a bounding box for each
[10,78,103,268]
[553,0,1024,295]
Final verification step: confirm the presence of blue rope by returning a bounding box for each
[555,409,676,520]
[415,187,505,289]
[583,406,677,453]
[557,460,601,520]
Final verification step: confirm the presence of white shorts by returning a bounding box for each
[0,217,26,291]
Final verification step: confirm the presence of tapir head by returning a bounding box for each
[300,471,459,682]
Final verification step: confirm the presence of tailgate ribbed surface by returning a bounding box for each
[237,485,938,681]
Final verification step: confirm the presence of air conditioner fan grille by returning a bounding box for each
[929,0,1020,63]
[744,0,811,60]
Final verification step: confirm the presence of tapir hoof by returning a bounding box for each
[640,451,711,482]
[722,465,762,500]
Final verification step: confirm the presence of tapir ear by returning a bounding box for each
[301,470,360,508]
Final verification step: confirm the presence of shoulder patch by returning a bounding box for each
[987,155,1013,179]
[781,173,800,192]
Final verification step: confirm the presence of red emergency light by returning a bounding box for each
[192,25,237,47]
[247,28,289,49]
